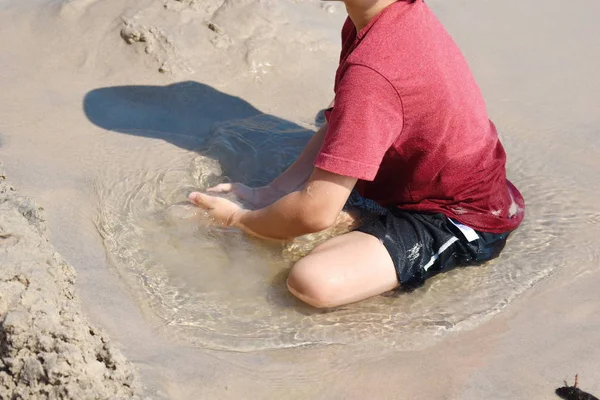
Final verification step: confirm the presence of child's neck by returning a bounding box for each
[344,0,397,32]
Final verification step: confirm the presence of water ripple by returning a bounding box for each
[94,115,600,351]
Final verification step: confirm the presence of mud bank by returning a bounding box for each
[0,166,141,399]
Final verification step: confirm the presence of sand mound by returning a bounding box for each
[0,166,140,399]
[116,0,342,77]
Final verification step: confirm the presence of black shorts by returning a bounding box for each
[354,209,511,289]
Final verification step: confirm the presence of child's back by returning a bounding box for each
[317,0,524,233]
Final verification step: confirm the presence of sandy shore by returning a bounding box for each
[1,0,599,398]
[0,166,140,398]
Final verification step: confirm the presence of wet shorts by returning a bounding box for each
[354,208,511,289]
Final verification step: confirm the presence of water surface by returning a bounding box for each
[94,114,600,351]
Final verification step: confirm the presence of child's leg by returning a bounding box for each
[287,231,399,308]
[286,209,510,308]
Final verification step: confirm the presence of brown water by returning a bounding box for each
[93,114,600,352]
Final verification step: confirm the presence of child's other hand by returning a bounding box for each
[207,183,284,210]
[188,191,244,227]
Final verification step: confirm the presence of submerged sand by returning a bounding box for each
[1,0,599,398]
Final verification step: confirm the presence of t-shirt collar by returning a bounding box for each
[356,1,401,40]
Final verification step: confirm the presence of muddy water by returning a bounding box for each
[93,113,600,352]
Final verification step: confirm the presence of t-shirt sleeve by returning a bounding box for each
[315,65,403,181]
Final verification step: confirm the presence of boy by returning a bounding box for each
[189,0,525,308]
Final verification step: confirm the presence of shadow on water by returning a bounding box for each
[84,81,261,149]
[83,80,321,185]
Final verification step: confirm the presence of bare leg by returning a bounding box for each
[287,231,399,308]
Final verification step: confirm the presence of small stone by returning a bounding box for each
[207,22,222,34]
[158,62,171,74]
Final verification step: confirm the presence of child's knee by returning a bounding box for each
[287,259,340,309]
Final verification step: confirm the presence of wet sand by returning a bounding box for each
[1,0,599,398]
[0,168,140,398]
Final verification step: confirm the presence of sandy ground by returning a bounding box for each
[0,166,140,398]
[1,0,599,398]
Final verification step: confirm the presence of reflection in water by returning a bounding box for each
[95,114,600,351]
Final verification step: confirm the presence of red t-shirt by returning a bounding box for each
[314,0,524,233]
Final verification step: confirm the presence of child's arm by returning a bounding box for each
[207,122,329,209]
[268,122,328,195]
[189,166,356,240]
[231,167,356,240]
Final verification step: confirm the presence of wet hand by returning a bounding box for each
[188,191,244,227]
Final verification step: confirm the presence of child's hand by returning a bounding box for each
[207,183,285,209]
[188,191,245,227]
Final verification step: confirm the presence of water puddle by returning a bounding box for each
[94,114,600,351]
